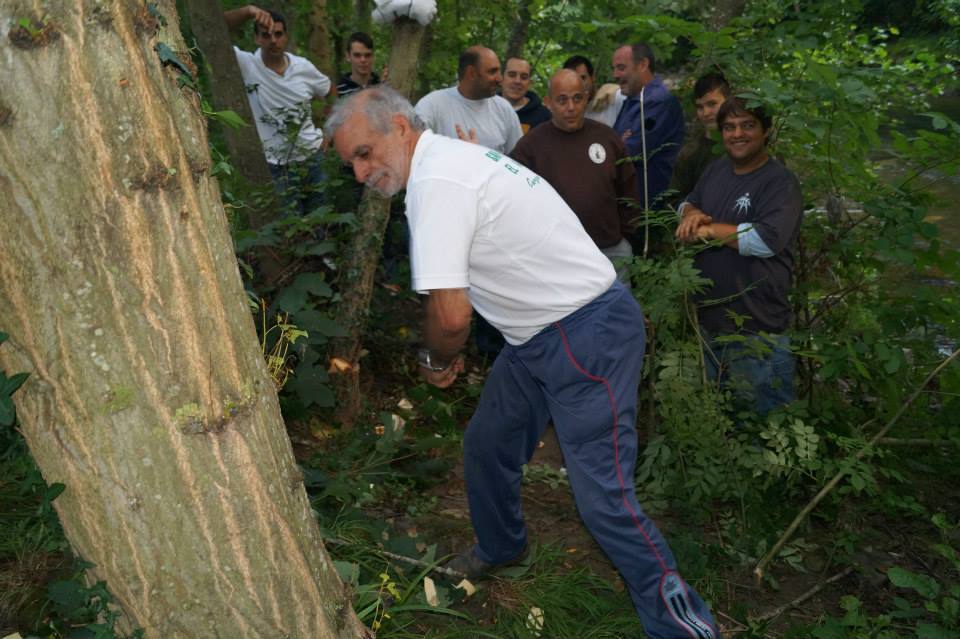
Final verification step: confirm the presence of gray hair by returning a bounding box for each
[324,85,425,140]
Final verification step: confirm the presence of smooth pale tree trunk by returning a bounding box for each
[331,17,427,427]
[0,3,365,637]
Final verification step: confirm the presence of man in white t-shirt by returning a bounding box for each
[416,45,524,356]
[414,46,523,154]
[224,5,332,217]
[326,86,720,639]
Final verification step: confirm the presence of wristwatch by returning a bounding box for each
[417,348,449,372]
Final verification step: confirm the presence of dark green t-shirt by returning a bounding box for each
[670,129,724,203]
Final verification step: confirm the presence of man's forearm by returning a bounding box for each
[700,222,740,248]
[223,6,253,31]
[422,289,472,366]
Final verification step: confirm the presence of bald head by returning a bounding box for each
[546,69,588,132]
[458,46,502,99]
[549,69,585,98]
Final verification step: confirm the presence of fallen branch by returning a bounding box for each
[753,347,960,584]
[756,566,854,622]
[878,437,959,447]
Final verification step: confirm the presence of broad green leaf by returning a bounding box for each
[207,109,248,129]
[0,396,15,426]
[2,371,29,396]
[154,42,192,77]
[888,566,940,599]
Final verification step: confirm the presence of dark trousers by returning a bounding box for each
[268,152,326,221]
[464,283,719,638]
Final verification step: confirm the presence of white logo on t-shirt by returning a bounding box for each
[734,193,752,218]
[588,143,606,164]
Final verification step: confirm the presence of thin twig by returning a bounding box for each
[753,347,960,583]
[326,537,468,578]
[756,566,854,622]
[879,437,960,447]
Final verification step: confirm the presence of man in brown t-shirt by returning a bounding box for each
[511,69,638,282]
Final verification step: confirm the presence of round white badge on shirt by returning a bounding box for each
[588,143,606,164]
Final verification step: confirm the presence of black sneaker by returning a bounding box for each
[443,544,530,580]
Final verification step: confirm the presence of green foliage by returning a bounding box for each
[28,571,145,639]
[811,515,960,638]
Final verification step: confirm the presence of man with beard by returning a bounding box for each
[415,45,523,154]
[328,85,720,639]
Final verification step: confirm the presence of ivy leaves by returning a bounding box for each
[0,332,29,427]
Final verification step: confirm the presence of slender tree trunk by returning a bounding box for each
[307,0,336,82]
[0,3,365,637]
[709,0,747,30]
[354,0,372,35]
[183,0,276,229]
[505,0,532,61]
[331,17,428,428]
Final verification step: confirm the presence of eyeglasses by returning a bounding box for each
[553,93,586,106]
[721,120,760,133]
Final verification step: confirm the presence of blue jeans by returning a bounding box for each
[268,152,326,220]
[703,331,794,416]
[465,284,719,638]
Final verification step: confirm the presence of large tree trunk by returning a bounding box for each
[331,17,428,427]
[0,3,365,638]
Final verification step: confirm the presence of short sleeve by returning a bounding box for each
[502,107,523,154]
[308,67,331,99]
[233,46,255,79]
[407,177,479,292]
[414,95,438,131]
[751,173,803,254]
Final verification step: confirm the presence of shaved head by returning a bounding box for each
[458,45,502,99]
[549,68,585,98]
[545,69,589,132]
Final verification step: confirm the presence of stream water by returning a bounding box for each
[880,95,960,246]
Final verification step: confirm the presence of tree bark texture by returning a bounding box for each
[354,0,372,34]
[307,0,336,82]
[709,0,747,30]
[183,0,276,228]
[504,0,532,62]
[0,3,365,638]
[331,17,427,427]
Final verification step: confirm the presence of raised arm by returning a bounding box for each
[223,5,273,33]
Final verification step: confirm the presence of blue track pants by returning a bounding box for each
[463,283,720,639]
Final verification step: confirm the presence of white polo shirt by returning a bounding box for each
[405,130,616,345]
[233,47,331,165]
[415,87,523,154]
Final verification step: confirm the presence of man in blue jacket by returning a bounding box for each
[612,43,685,211]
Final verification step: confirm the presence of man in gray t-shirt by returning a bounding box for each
[415,46,522,154]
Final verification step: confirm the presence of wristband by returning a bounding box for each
[417,348,449,372]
